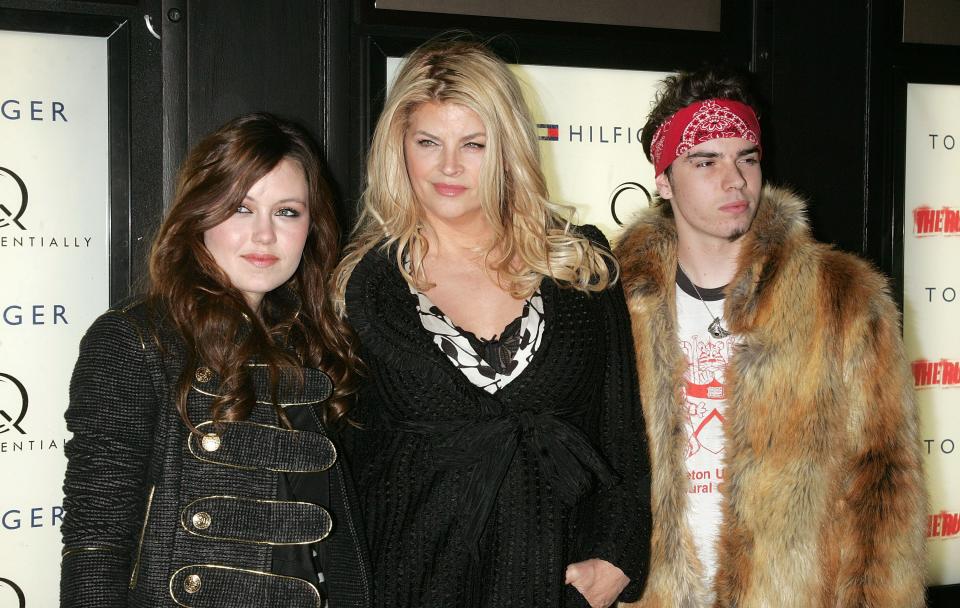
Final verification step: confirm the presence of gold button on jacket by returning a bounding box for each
[191,511,212,530]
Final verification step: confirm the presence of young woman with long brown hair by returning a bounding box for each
[60,113,370,607]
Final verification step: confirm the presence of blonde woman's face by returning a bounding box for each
[403,101,487,230]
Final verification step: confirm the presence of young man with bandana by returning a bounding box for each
[615,68,927,607]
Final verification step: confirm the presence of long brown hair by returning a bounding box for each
[148,112,359,430]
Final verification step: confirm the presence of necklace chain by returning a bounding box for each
[678,261,731,339]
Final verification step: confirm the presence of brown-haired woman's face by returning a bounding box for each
[203,157,310,310]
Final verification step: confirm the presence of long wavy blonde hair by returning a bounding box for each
[335,38,616,308]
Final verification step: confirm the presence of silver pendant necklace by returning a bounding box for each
[678,261,731,339]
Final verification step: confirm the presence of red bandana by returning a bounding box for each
[649,99,761,176]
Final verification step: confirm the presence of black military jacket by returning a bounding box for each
[60,302,371,607]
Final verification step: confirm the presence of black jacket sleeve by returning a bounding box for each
[60,310,159,607]
[572,225,652,603]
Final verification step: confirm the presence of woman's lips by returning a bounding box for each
[433,183,467,196]
[241,253,279,267]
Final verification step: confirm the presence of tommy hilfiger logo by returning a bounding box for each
[536,123,559,141]
[535,122,644,144]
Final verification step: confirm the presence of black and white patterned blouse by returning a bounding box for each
[411,288,545,394]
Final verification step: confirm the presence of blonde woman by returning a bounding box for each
[337,39,651,608]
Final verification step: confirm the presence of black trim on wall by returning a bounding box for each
[929,583,960,606]
[751,1,874,257]
[107,18,132,303]
[321,0,351,233]
[159,0,323,206]
[161,0,187,210]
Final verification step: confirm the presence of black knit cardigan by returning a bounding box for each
[60,302,372,607]
[344,228,652,607]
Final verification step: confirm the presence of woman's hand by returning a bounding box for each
[565,558,629,608]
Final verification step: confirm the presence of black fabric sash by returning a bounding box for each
[400,409,616,560]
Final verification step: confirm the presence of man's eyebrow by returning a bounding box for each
[684,147,760,161]
[685,150,720,160]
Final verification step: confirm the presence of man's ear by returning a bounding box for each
[655,170,673,200]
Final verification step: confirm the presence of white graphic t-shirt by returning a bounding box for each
[675,267,737,598]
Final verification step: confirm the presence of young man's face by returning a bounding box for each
[655,136,762,246]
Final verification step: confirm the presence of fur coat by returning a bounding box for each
[614,185,926,608]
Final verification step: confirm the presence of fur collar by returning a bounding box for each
[615,185,813,331]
